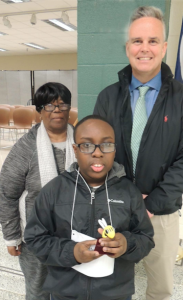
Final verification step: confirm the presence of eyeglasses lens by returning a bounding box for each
[44,104,69,111]
[100,143,115,153]
[80,143,95,153]
[79,143,115,153]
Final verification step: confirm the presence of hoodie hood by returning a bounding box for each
[67,161,126,181]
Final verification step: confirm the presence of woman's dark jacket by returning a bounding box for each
[94,62,183,215]
[24,162,154,300]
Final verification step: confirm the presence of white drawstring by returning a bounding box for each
[70,169,113,235]
[70,168,79,233]
[105,174,113,227]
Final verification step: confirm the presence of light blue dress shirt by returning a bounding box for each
[129,71,162,118]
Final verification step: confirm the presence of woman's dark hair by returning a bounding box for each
[34,82,71,112]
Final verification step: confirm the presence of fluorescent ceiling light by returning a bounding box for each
[0,32,7,36]
[44,19,77,32]
[1,0,31,3]
[22,43,47,50]
[49,19,74,31]
[0,48,8,51]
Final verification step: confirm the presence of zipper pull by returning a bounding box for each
[91,191,95,204]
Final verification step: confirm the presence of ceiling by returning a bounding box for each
[0,0,77,56]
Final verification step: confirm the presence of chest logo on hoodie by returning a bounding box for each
[164,115,168,122]
[108,199,124,204]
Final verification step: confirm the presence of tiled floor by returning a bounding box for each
[0,132,183,299]
[133,258,183,300]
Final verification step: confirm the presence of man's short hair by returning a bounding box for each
[73,115,114,142]
[129,6,166,41]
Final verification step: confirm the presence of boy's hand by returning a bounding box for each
[74,240,101,263]
[7,245,21,256]
[98,228,127,258]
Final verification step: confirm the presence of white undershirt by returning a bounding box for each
[52,141,66,150]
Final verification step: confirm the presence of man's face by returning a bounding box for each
[73,119,116,187]
[126,17,167,82]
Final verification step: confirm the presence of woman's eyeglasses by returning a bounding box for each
[75,143,116,154]
[41,103,70,112]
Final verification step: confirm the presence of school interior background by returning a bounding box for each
[0,0,183,299]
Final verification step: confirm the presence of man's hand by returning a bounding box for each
[7,245,21,256]
[146,210,154,218]
[98,228,127,258]
[74,240,100,263]
[142,194,154,218]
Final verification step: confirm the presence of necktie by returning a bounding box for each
[131,86,149,176]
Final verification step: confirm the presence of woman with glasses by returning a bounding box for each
[0,82,76,300]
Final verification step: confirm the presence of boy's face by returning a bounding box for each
[73,119,116,187]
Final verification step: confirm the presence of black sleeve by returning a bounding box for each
[145,97,183,214]
[24,188,79,268]
[121,185,154,263]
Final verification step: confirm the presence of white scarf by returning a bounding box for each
[37,121,76,187]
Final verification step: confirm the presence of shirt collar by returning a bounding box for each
[129,71,162,92]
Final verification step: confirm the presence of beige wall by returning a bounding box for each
[0,53,77,71]
[166,0,183,74]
